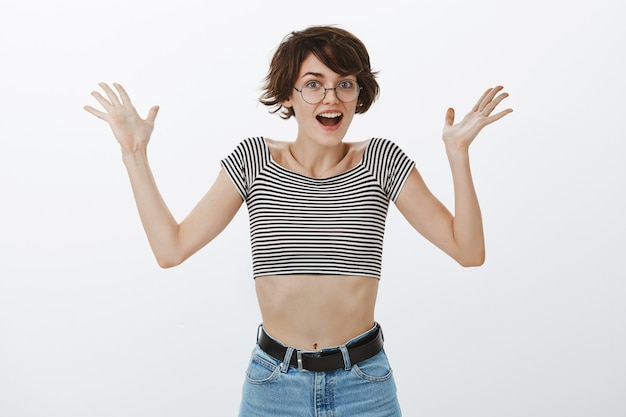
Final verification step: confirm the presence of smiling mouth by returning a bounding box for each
[316,112,343,126]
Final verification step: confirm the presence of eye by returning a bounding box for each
[304,80,323,89]
[338,80,356,90]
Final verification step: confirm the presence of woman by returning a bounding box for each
[84,25,511,417]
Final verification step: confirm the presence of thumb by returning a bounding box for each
[444,107,455,126]
[146,105,160,123]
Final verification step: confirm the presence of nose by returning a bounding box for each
[322,87,340,104]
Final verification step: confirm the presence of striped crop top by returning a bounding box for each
[220,137,415,279]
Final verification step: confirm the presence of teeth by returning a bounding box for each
[318,112,342,118]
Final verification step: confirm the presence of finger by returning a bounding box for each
[472,88,492,112]
[475,85,504,111]
[90,90,113,109]
[484,108,514,125]
[146,105,160,123]
[113,83,132,106]
[83,105,108,121]
[444,107,455,126]
[482,91,509,116]
[98,82,122,106]
[479,86,505,112]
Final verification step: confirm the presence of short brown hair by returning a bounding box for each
[260,26,380,119]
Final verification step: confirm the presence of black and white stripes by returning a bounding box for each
[221,137,414,279]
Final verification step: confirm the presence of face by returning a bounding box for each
[282,53,360,146]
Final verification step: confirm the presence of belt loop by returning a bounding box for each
[281,347,294,373]
[296,350,305,371]
[339,345,351,370]
[256,323,263,343]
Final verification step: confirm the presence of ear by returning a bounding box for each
[281,97,293,108]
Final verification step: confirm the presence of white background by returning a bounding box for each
[1,0,624,416]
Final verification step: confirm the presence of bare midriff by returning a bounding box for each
[255,274,379,351]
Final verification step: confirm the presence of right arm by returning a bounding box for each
[84,82,243,268]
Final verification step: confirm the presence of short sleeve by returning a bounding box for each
[364,138,415,202]
[220,137,269,200]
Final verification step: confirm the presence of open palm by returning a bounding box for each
[442,86,512,151]
[84,82,159,153]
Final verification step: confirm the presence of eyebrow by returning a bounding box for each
[300,71,324,79]
[300,71,356,81]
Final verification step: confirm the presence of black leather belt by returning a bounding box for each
[257,324,384,372]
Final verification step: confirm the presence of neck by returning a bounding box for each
[289,137,347,179]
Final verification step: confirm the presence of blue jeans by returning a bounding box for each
[238,324,402,417]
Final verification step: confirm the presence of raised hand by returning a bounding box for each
[84,82,159,154]
[442,85,512,152]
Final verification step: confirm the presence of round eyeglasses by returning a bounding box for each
[294,80,362,104]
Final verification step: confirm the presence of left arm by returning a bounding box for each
[395,85,512,266]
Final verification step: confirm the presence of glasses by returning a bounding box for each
[294,79,362,104]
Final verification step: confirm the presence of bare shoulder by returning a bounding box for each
[263,137,287,150]
[346,138,371,160]
[347,138,371,152]
[263,137,289,163]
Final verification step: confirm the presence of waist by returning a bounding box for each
[255,274,379,349]
[257,323,384,372]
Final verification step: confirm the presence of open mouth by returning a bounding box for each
[316,112,343,127]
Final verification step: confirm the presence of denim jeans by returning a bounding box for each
[238,324,402,417]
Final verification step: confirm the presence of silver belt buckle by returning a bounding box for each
[296,349,320,371]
